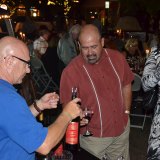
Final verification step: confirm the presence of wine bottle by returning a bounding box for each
[52,142,64,158]
[65,87,80,160]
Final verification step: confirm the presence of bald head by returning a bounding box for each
[0,36,30,84]
[79,24,101,43]
[78,24,104,64]
[0,36,29,59]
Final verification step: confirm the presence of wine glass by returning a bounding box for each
[83,107,94,137]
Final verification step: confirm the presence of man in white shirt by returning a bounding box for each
[33,29,50,59]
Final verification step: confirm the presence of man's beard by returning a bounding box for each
[87,55,98,64]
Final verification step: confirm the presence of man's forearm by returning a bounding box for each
[122,84,132,112]
[36,111,72,155]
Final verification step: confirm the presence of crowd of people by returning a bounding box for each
[1,13,160,160]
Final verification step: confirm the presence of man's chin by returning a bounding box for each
[16,78,24,84]
[15,81,22,84]
[88,59,98,64]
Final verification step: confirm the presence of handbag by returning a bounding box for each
[142,85,158,112]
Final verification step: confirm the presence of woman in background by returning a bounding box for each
[123,38,146,75]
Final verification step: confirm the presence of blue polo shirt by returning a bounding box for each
[0,79,48,160]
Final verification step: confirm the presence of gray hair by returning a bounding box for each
[39,29,50,36]
[69,24,81,35]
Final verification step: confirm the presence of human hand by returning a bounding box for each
[80,118,88,126]
[80,108,93,126]
[62,98,82,121]
[36,92,59,111]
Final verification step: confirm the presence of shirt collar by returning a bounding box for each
[0,79,17,91]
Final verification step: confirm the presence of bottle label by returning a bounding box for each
[66,122,79,144]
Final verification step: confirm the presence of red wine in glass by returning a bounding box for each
[83,108,94,137]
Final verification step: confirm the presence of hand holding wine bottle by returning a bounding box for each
[62,98,82,121]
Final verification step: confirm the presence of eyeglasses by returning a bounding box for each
[12,56,31,67]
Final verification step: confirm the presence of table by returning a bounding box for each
[77,148,99,160]
[36,147,99,160]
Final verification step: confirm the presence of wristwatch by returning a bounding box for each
[125,110,130,114]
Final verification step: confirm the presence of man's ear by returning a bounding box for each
[78,41,81,49]
[4,55,15,70]
[101,38,105,48]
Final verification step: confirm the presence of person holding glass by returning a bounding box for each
[0,36,82,160]
[60,24,134,160]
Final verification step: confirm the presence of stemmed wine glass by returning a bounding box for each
[83,107,94,137]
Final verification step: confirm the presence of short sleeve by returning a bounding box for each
[0,93,48,153]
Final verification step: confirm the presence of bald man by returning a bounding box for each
[60,25,134,159]
[0,36,81,160]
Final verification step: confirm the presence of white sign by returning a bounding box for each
[105,1,110,9]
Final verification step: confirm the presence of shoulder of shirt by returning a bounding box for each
[104,48,124,59]
[64,55,83,70]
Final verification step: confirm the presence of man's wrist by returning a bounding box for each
[33,100,42,113]
[62,111,73,122]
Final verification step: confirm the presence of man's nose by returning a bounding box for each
[87,47,92,55]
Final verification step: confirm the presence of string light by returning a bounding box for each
[0,0,16,16]
[0,0,73,17]
[47,0,71,16]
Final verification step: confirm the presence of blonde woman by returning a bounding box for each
[124,38,141,57]
[123,38,146,74]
